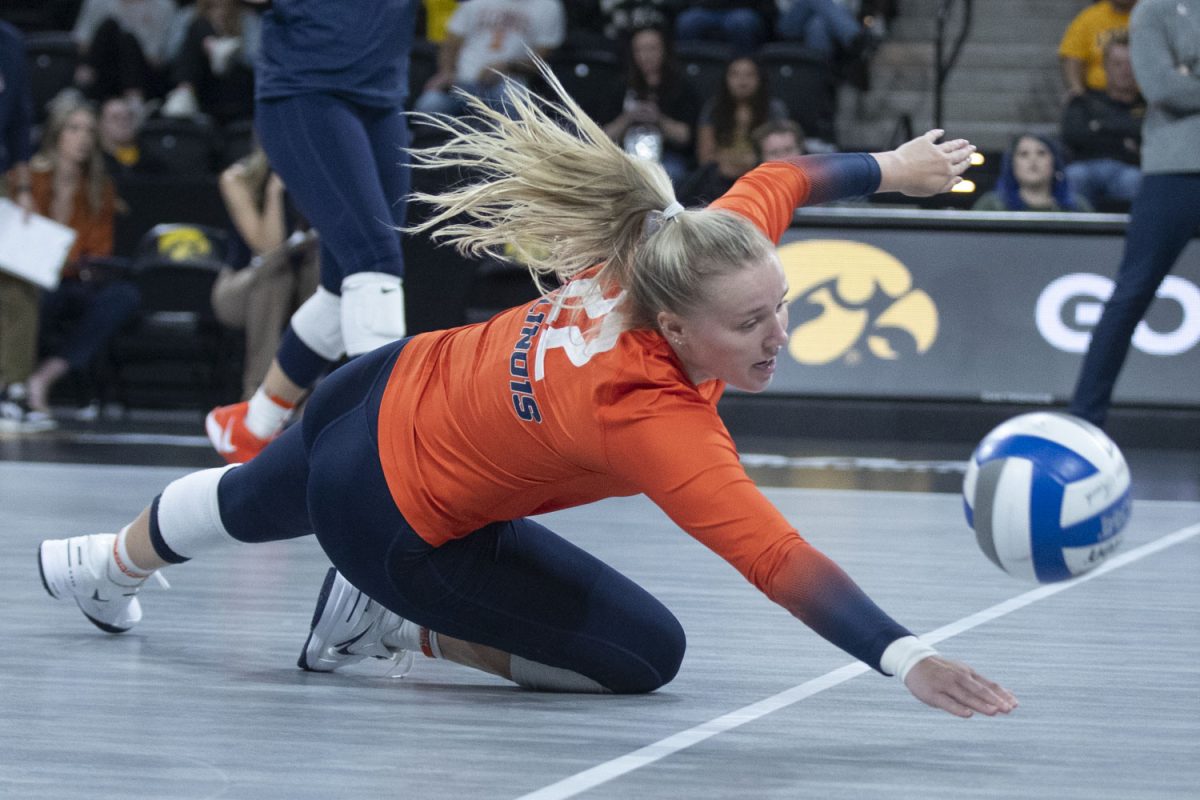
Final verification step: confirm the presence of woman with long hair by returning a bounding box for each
[602,24,700,186]
[38,63,1015,718]
[210,146,319,400]
[21,96,139,423]
[688,55,790,203]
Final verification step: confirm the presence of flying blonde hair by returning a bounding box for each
[405,56,776,328]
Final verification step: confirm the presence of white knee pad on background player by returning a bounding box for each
[290,286,345,361]
[340,271,407,356]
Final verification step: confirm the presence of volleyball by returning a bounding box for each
[962,412,1132,583]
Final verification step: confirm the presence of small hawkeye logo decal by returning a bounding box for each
[156,227,213,262]
[778,240,937,365]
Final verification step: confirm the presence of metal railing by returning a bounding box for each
[933,0,974,130]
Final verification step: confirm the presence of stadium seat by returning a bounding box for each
[218,118,256,170]
[23,31,78,123]
[108,224,242,407]
[113,173,229,258]
[674,40,734,107]
[137,117,217,175]
[545,48,624,124]
[756,41,838,145]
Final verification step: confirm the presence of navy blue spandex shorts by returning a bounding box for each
[212,342,685,693]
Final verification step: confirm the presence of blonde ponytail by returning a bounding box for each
[405,58,676,296]
[405,55,777,327]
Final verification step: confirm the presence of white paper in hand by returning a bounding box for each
[0,198,77,289]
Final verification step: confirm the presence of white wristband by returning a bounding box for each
[880,635,939,682]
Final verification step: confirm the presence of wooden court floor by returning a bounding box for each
[1,422,1198,799]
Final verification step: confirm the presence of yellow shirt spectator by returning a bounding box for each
[1058,0,1133,93]
[424,0,457,42]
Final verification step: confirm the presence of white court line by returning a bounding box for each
[740,452,967,474]
[517,521,1200,800]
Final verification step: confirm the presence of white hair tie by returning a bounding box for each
[662,201,684,221]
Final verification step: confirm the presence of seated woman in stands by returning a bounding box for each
[601,24,699,187]
[682,55,789,204]
[23,96,140,423]
[972,132,1093,213]
[210,146,319,400]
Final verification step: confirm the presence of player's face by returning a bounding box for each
[665,255,790,392]
[1011,136,1053,190]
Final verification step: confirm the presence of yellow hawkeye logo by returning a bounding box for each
[156,226,214,262]
[778,240,938,365]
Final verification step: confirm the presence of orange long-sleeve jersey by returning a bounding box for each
[378,157,909,670]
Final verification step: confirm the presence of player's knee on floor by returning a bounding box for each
[340,271,406,356]
[586,611,687,694]
[620,617,686,694]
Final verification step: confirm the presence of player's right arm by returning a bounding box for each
[603,401,1016,717]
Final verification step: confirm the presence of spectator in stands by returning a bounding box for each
[674,1,774,56]
[972,133,1093,212]
[775,0,881,61]
[97,95,165,176]
[161,0,261,124]
[71,0,184,114]
[22,96,140,422]
[414,0,566,119]
[210,147,319,400]
[1058,0,1136,103]
[598,0,683,42]
[1069,0,1200,427]
[682,55,789,203]
[602,24,699,186]
[0,20,46,431]
[751,118,806,162]
[1061,30,1144,211]
[423,0,460,42]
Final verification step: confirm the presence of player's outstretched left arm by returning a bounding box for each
[904,656,1019,718]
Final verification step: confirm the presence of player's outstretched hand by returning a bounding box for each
[904,655,1018,718]
[874,130,976,197]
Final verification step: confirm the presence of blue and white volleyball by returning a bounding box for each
[963,412,1131,583]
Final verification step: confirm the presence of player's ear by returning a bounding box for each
[657,310,685,343]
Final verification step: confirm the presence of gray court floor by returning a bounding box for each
[2,435,1198,799]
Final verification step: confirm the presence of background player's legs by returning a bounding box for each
[207,96,411,462]
[260,95,409,357]
[1069,174,1200,426]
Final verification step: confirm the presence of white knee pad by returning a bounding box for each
[157,465,240,559]
[290,286,345,361]
[340,271,407,356]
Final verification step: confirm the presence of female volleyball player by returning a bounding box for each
[39,63,1017,719]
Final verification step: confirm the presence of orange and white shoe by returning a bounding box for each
[205,401,274,464]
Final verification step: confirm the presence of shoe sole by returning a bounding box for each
[37,540,132,635]
[298,566,348,672]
